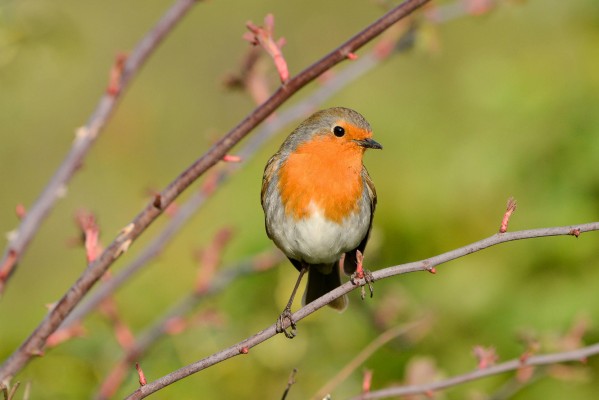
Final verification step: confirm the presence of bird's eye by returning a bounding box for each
[333,126,345,137]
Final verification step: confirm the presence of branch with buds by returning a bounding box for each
[353,342,599,399]
[0,0,201,295]
[244,14,289,84]
[124,220,599,399]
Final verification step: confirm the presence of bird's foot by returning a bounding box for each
[351,259,375,300]
[276,307,297,339]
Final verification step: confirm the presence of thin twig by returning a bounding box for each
[280,368,298,400]
[124,222,599,399]
[0,0,200,295]
[0,0,431,383]
[487,372,544,400]
[351,342,599,399]
[1,381,20,400]
[314,321,427,399]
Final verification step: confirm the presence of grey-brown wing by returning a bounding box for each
[343,167,377,275]
[261,154,280,240]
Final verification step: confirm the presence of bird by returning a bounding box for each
[261,107,381,338]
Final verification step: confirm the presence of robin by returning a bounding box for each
[261,107,381,338]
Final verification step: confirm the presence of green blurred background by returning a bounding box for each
[1,0,599,398]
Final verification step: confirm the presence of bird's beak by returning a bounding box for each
[354,138,383,150]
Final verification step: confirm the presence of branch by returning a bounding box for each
[352,342,599,399]
[280,368,298,400]
[0,0,200,295]
[0,0,431,383]
[124,222,599,399]
[314,320,430,399]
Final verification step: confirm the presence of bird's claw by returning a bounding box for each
[351,268,375,300]
[276,308,297,339]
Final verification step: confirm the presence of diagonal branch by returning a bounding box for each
[0,0,432,383]
[314,320,430,399]
[352,342,599,399]
[124,222,599,399]
[0,0,201,295]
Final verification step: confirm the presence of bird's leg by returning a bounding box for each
[276,265,308,339]
[350,250,374,300]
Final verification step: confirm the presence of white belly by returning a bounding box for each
[268,202,370,264]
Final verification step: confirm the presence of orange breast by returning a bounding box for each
[277,135,364,223]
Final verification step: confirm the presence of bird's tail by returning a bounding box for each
[302,263,348,311]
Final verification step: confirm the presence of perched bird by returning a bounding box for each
[261,107,381,338]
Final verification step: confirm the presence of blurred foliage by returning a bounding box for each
[1,0,599,399]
